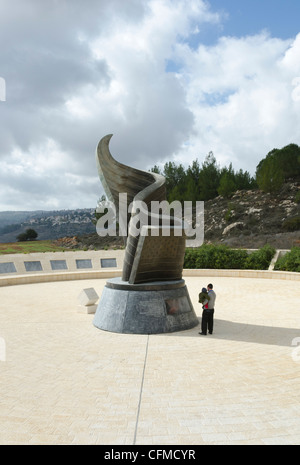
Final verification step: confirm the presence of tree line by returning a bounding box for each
[150,143,300,202]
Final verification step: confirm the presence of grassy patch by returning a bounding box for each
[0,240,75,255]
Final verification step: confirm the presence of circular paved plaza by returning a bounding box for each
[0,275,300,445]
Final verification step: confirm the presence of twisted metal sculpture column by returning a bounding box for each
[93,134,199,334]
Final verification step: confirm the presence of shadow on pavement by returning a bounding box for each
[165,318,299,347]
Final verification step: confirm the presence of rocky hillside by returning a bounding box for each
[61,180,300,251]
[204,180,300,249]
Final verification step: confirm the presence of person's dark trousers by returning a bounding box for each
[201,308,214,335]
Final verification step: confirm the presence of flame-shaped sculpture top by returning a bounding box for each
[96,134,186,284]
[96,134,166,231]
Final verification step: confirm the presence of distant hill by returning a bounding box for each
[1,180,299,249]
[0,209,96,243]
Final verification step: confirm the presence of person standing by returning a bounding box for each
[199,283,216,335]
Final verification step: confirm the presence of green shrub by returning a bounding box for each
[274,248,300,272]
[244,244,276,270]
[16,228,38,242]
[183,248,198,269]
[16,232,29,242]
[184,244,248,270]
[184,244,276,270]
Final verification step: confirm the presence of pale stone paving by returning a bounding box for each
[0,275,299,445]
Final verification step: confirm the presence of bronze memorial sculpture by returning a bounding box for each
[93,134,199,334]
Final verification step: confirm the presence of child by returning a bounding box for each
[199,287,210,309]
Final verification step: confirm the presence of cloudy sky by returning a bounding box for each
[1,0,300,211]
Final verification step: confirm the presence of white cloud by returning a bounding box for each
[0,0,299,211]
[173,32,300,172]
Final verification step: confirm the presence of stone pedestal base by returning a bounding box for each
[93,278,199,334]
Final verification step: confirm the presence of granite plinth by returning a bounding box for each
[93,278,199,334]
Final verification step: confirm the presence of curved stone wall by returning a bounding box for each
[0,249,299,286]
[0,250,125,286]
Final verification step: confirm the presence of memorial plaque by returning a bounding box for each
[76,259,92,269]
[50,260,68,270]
[0,262,17,274]
[137,298,166,318]
[24,261,43,272]
[100,258,117,268]
[165,296,191,315]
